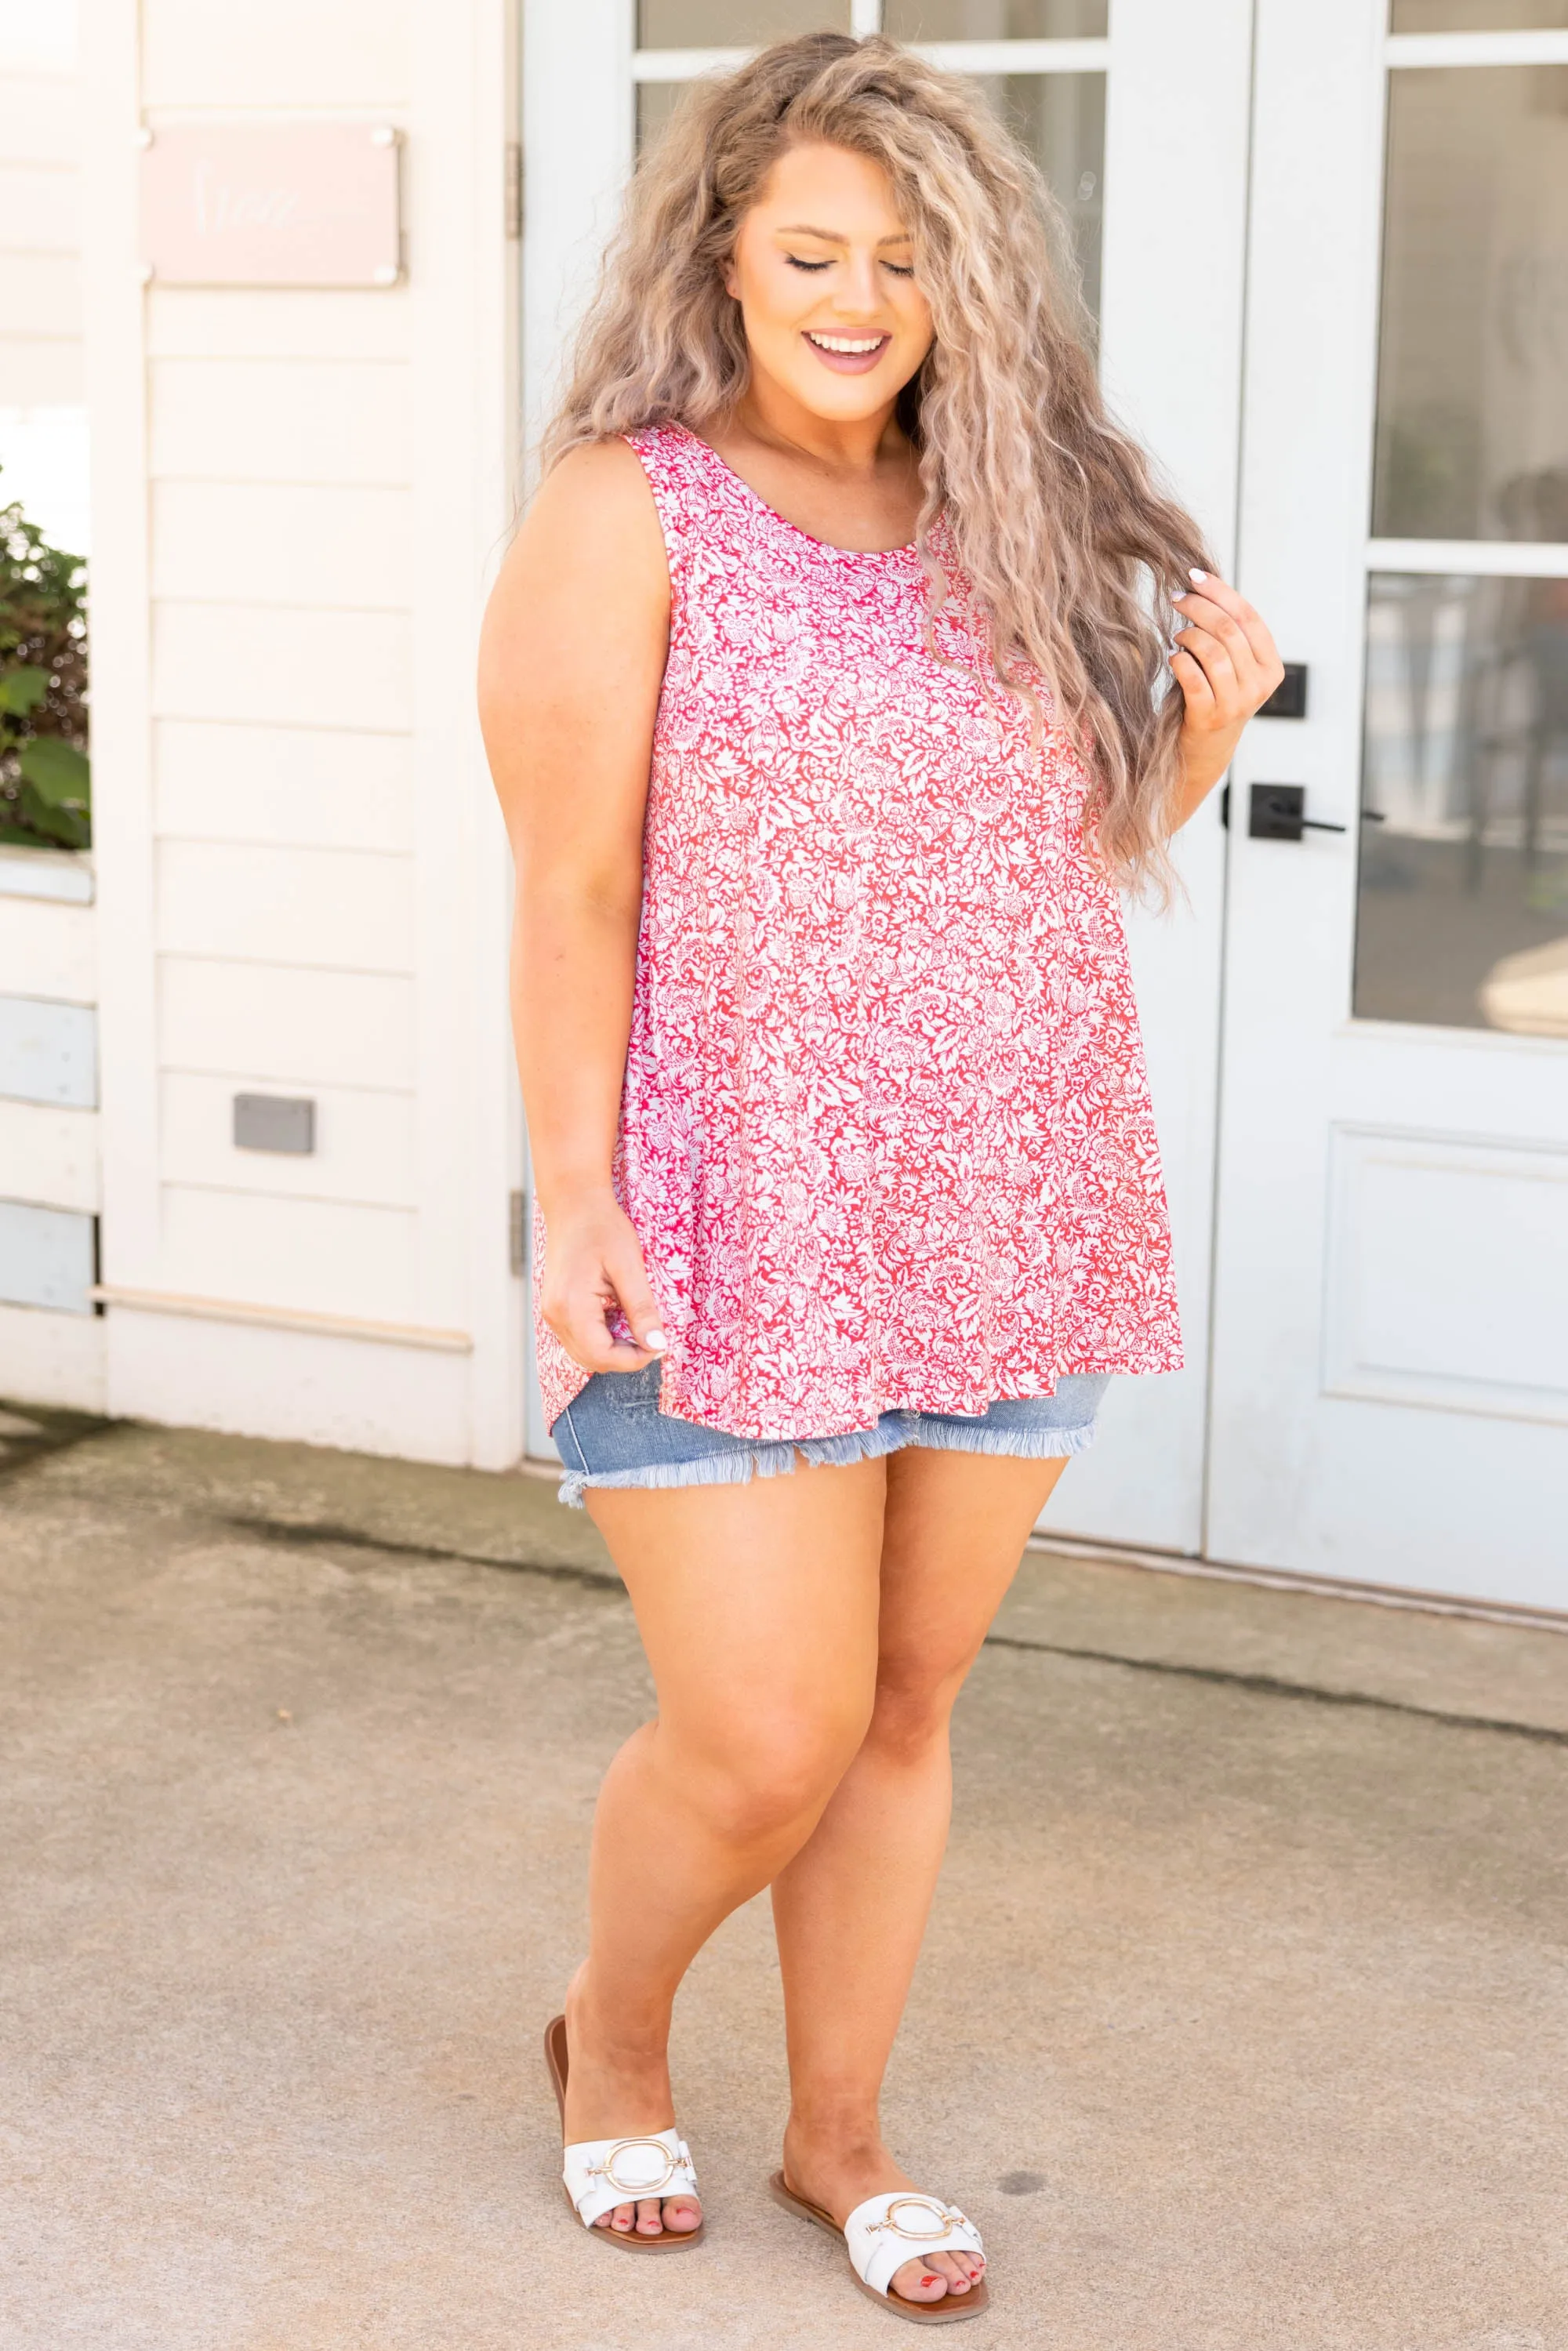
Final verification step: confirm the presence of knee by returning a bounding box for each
[685,1698,871,1849]
[866,1645,971,1766]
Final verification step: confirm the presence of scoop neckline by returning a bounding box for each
[672,422,921,562]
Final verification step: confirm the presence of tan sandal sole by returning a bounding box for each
[768,2171,990,2323]
[545,2012,706,2252]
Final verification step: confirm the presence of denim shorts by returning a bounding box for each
[550,1364,1112,1509]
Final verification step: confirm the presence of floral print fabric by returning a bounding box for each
[533,423,1182,1442]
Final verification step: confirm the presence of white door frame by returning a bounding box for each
[1210,0,1568,1609]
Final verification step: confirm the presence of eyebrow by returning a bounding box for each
[775,223,913,245]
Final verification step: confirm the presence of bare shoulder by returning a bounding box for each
[513,437,667,590]
[480,437,668,713]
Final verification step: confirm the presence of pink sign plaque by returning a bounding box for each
[140,122,402,288]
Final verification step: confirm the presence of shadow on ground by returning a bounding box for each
[2,1410,1564,2349]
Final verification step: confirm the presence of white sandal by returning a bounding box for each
[769,2171,989,2324]
[544,2014,705,2251]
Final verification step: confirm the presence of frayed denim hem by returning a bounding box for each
[554,1411,1098,1509]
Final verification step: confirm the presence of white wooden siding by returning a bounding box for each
[140,0,411,111]
[0,898,95,1003]
[151,483,416,610]
[151,604,415,732]
[159,1186,418,1323]
[152,722,414,853]
[159,960,417,1092]
[84,0,521,1460]
[0,164,79,252]
[147,288,411,364]
[0,254,81,340]
[0,1101,100,1213]
[149,359,412,486]
[0,60,81,412]
[155,842,415,973]
[0,1301,106,1411]
[0,0,100,1420]
[160,1072,416,1208]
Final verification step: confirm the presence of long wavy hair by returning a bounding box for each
[542,32,1214,893]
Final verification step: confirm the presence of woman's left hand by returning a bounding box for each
[1168,569,1286,822]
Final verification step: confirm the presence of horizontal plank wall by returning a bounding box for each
[80,0,523,1464]
[0,22,82,425]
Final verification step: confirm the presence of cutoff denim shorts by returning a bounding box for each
[550,1362,1112,1510]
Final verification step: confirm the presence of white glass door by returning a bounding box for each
[519,2,1255,1553]
[1210,0,1568,1608]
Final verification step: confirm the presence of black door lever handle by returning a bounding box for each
[1248,784,1346,841]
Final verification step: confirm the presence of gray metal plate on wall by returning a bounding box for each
[0,1200,96,1314]
[0,997,98,1108]
[234,1093,316,1154]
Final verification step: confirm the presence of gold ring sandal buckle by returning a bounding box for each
[593,2137,683,2198]
[873,2194,964,2241]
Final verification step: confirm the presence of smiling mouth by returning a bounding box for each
[803,330,891,373]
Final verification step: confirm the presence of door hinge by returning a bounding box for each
[509,1188,527,1278]
[505,142,523,240]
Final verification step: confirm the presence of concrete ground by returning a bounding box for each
[2,1402,1565,2351]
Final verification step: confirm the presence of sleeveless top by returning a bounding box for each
[532,422,1182,1442]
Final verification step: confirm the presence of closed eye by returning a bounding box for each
[785,255,833,273]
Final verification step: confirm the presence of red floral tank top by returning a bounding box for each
[532,422,1182,1441]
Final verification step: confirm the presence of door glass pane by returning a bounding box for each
[884,1,1108,33]
[637,81,688,147]
[637,71,1106,328]
[982,74,1104,324]
[1356,571,1568,1036]
[1372,67,1568,540]
[638,0,850,42]
[1391,2,1567,29]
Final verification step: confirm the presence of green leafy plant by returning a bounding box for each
[1,478,89,851]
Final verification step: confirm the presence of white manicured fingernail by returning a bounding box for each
[1189,568,1209,583]
[1171,590,1186,602]
[644,1328,668,1351]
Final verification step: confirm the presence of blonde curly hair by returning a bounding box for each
[542,32,1213,893]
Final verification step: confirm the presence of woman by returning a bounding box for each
[479,33,1280,2324]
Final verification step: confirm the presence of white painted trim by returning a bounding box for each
[850,0,882,34]
[92,1282,474,1350]
[0,1301,107,1413]
[522,0,633,470]
[1366,538,1568,579]
[630,47,750,79]
[1385,29,1568,68]
[81,0,161,1294]
[1028,1529,1568,1635]
[452,0,528,1472]
[631,39,1111,80]
[0,850,94,905]
[911,38,1110,74]
[103,1306,474,1463]
[1038,0,1251,1558]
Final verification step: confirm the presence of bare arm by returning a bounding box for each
[477,439,672,1374]
[1166,569,1286,831]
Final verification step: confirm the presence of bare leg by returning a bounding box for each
[564,1457,887,2236]
[771,1448,1071,2305]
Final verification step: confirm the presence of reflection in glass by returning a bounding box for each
[1356,572,1568,1036]
[638,0,850,42]
[984,74,1104,325]
[637,80,688,150]
[1391,2,1567,28]
[884,1,1108,34]
[637,72,1105,329]
[1372,67,1568,540]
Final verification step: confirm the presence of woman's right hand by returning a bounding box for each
[539,1192,670,1375]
